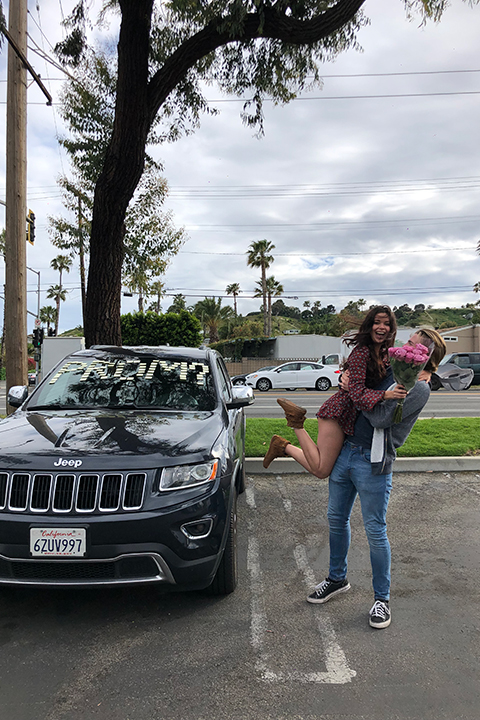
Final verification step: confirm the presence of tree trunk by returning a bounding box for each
[78,196,87,327]
[261,266,268,336]
[267,293,272,336]
[55,297,60,336]
[84,0,154,347]
[84,0,366,347]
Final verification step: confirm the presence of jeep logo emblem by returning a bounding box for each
[53,458,83,468]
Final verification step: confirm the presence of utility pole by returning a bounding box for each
[5,0,28,412]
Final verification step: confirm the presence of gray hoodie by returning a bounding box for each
[362,381,431,475]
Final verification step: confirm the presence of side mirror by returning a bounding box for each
[8,385,29,408]
[226,385,255,409]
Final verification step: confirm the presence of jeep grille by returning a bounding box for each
[0,472,146,514]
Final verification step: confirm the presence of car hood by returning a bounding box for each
[0,408,225,469]
[435,364,474,391]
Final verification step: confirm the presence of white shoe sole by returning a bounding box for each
[369,614,391,628]
[307,582,351,604]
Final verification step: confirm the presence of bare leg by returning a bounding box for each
[285,419,344,479]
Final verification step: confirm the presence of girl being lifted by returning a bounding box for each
[263,306,407,478]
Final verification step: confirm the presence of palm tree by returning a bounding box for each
[246,239,275,335]
[167,294,187,313]
[39,305,57,335]
[149,280,164,314]
[49,255,72,334]
[193,297,233,344]
[46,285,68,336]
[51,254,72,290]
[254,276,283,336]
[124,266,150,313]
[225,282,241,317]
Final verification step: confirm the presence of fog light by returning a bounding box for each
[181,518,214,539]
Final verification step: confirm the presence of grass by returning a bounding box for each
[246,417,480,458]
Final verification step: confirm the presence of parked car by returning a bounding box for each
[317,353,343,370]
[28,372,36,386]
[430,352,480,391]
[0,345,254,595]
[230,365,276,386]
[245,361,340,392]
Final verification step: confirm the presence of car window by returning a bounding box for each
[28,355,217,411]
[300,363,316,371]
[216,358,232,404]
[278,363,299,372]
[439,353,453,366]
[454,355,470,368]
[470,354,480,364]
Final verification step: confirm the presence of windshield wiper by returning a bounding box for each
[28,404,79,410]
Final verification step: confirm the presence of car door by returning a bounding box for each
[216,356,243,469]
[296,362,320,389]
[272,363,300,389]
[469,353,480,383]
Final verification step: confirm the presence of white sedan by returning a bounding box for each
[245,361,341,392]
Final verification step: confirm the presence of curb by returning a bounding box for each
[246,456,480,474]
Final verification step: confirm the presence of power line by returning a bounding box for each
[176,245,476,257]
[181,216,480,230]
[3,88,480,108]
[310,69,480,78]
[207,90,480,103]
[161,285,476,300]
[15,175,480,194]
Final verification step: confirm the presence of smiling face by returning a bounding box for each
[370,312,391,347]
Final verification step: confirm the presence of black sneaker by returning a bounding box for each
[307,577,350,604]
[369,600,391,628]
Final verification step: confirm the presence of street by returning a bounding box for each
[246,388,480,419]
[0,470,479,720]
[1,382,478,419]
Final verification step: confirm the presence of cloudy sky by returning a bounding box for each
[1,0,479,333]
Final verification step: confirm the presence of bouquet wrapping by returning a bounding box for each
[388,342,433,422]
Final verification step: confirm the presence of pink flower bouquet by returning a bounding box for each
[388,342,432,422]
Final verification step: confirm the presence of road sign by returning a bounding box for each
[34,317,41,328]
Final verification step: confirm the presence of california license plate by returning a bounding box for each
[30,528,86,557]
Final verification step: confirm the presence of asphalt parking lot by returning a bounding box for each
[239,469,480,719]
[1,469,478,720]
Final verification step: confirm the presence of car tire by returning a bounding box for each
[232,378,245,386]
[286,388,296,391]
[430,374,442,391]
[256,378,272,392]
[207,491,238,596]
[316,377,331,391]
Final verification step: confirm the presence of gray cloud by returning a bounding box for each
[0,0,479,333]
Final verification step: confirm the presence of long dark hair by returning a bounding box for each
[345,305,397,385]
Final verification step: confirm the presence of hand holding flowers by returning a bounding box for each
[388,342,432,422]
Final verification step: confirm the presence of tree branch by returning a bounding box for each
[147,0,366,122]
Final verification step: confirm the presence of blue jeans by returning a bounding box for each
[327,441,392,601]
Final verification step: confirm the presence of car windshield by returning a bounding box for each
[439,354,454,366]
[28,355,217,411]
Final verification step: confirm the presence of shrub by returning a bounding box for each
[120,311,202,347]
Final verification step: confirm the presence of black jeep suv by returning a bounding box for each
[0,345,253,594]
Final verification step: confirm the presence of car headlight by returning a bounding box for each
[160,459,219,491]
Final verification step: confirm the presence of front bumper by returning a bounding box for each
[0,493,229,589]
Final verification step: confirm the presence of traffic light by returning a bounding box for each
[32,327,44,348]
[26,210,35,246]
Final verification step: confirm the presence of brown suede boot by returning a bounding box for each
[277,397,307,429]
[263,434,290,469]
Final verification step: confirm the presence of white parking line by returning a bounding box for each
[246,483,356,684]
[275,478,292,513]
